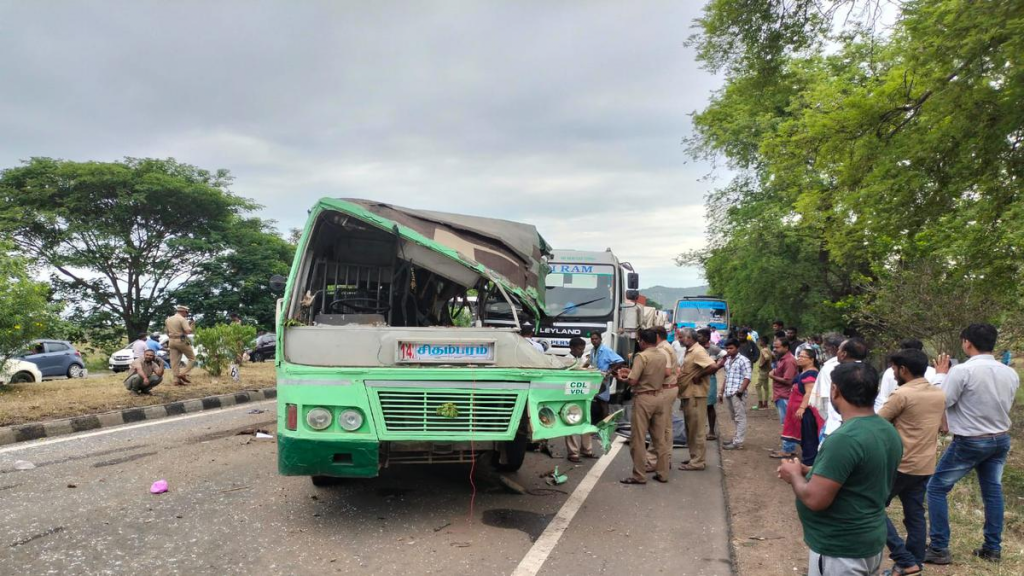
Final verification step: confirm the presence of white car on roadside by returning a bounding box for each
[108,346,136,372]
[1,359,44,385]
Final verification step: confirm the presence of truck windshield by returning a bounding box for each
[544,264,615,317]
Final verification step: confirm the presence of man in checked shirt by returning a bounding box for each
[720,338,752,450]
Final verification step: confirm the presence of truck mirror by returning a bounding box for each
[269,274,287,293]
[627,272,639,290]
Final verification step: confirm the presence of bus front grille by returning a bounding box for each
[371,389,522,438]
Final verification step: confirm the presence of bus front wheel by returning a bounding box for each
[496,433,528,472]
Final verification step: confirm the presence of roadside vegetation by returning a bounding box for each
[0,361,276,427]
[680,0,1024,348]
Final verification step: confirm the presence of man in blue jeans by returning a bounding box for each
[925,324,1020,565]
[769,337,798,458]
[878,348,946,575]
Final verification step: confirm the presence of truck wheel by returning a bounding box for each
[496,433,528,472]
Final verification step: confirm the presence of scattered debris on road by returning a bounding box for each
[540,466,568,486]
[246,409,267,415]
[433,521,451,532]
[149,480,169,494]
[497,474,526,495]
[13,460,36,471]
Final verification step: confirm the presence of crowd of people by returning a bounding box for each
[586,319,1019,575]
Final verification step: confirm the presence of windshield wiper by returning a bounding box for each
[552,297,606,319]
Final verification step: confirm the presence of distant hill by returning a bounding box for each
[641,285,712,308]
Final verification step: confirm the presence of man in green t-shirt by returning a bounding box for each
[778,362,903,575]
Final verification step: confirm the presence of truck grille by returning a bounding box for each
[371,389,523,439]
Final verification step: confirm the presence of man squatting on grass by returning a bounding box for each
[777,362,903,576]
[124,348,165,395]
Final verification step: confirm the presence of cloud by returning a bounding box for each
[0,0,720,288]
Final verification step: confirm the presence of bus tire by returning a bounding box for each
[311,475,341,487]
[496,433,528,472]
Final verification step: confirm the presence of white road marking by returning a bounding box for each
[511,436,627,576]
[0,400,276,455]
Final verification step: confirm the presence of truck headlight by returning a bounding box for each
[560,403,584,425]
[538,406,556,427]
[339,409,363,431]
[306,407,333,431]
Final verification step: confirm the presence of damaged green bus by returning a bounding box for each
[275,198,611,484]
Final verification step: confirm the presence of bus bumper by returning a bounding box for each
[278,435,380,478]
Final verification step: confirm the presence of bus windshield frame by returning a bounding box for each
[674,299,729,330]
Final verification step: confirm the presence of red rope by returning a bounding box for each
[467,379,477,522]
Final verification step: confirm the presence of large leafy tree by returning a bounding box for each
[684,0,1024,336]
[0,239,57,373]
[0,158,257,336]
[170,217,294,329]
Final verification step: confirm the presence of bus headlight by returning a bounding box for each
[306,407,333,431]
[538,406,557,427]
[560,403,584,425]
[339,409,363,431]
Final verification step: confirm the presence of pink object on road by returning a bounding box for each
[150,480,169,494]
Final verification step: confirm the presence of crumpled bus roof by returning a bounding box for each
[311,198,550,316]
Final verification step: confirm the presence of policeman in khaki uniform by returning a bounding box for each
[677,327,717,471]
[617,329,670,484]
[165,305,196,385]
[645,326,678,472]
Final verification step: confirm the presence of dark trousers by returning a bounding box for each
[799,410,820,466]
[885,472,930,568]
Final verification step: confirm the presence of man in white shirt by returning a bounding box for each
[924,324,1020,566]
[520,322,546,354]
[131,332,149,360]
[874,338,938,413]
[812,336,868,438]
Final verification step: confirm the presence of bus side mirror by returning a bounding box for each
[269,274,287,293]
[627,272,639,290]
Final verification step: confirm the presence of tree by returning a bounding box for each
[0,157,257,336]
[170,217,294,329]
[0,239,57,375]
[683,0,1024,335]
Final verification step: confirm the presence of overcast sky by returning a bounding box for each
[0,1,722,289]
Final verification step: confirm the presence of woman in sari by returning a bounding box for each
[770,348,823,462]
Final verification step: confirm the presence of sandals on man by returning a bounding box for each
[769,451,796,459]
[567,455,581,463]
[619,478,646,485]
[678,463,705,471]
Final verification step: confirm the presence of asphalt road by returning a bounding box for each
[0,402,732,575]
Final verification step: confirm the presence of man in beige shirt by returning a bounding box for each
[878,348,946,574]
[676,327,717,471]
[644,326,678,472]
[616,329,669,484]
[165,305,196,385]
